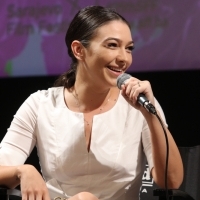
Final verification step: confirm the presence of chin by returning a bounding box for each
[107,79,117,88]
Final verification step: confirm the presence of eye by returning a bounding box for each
[107,42,118,48]
[126,46,134,52]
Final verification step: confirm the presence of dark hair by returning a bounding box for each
[54,5,130,88]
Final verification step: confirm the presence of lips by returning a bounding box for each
[107,66,123,72]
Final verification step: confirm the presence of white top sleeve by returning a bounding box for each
[0,92,39,165]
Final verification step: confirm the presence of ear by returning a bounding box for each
[71,40,84,61]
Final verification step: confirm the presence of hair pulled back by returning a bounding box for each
[54,5,130,89]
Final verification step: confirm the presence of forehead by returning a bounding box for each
[92,20,132,42]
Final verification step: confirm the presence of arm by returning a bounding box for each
[0,91,50,199]
[141,108,183,189]
[121,77,183,188]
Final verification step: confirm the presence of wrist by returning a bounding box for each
[16,164,34,180]
[140,106,158,120]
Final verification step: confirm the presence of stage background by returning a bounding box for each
[0,0,200,77]
[0,1,200,198]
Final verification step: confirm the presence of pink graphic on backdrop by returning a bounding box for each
[0,0,29,76]
[0,0,200,77]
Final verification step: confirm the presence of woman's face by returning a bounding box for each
[80,20,134,88]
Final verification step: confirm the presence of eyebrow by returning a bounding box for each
[104,37,134,45]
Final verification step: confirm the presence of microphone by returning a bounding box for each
[117,73,157,114]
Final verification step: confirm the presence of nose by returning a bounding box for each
[116,48,129,66]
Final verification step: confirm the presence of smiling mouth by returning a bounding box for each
[107,66,123,73]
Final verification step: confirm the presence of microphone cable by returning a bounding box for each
[152,109,169,200]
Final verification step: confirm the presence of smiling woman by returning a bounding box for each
[69,20,134,87]
[0,5,183,200]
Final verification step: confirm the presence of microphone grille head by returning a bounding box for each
[117,73,131,89]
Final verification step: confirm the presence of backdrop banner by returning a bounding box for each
[1,0,200,77]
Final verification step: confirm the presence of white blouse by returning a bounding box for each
[0,87,166,200]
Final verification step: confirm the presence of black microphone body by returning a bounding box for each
[117,73,157,114]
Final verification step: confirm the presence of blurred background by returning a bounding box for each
[0,0,200,147]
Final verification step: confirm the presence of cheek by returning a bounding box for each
[95,52,112,64]
[128,54,133,66]
[100,51,118,63]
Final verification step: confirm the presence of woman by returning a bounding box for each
[0,5,183,200]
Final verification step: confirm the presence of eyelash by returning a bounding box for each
[127,46,134,52]
[108,43,117,48]
[107,43,134,52]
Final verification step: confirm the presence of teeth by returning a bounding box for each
[108,67,122,72]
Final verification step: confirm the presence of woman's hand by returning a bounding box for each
[121,77,155,111]
[17,164,50,200]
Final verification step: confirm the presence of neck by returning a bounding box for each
[72,83,112,112]
[70,67,120,112]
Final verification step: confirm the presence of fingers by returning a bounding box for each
[121,77,154,109]
[21,191,50,200]
[122,78,143,102]
[21,192,27,200]
[21,185,50,200]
